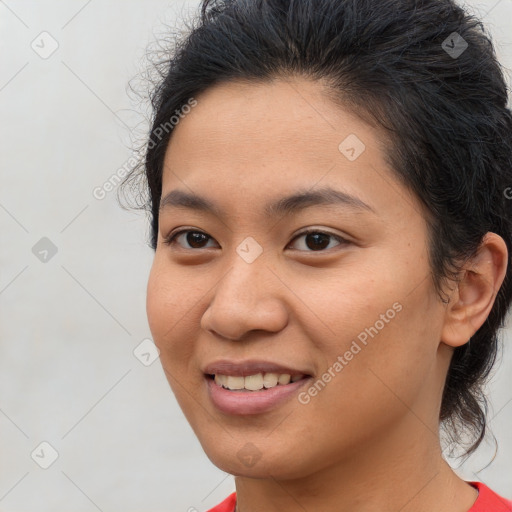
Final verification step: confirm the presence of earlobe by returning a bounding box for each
[441,232,508,348]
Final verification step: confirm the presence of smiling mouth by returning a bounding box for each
[206,372,310,391]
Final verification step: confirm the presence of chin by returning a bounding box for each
[202,443,311,480]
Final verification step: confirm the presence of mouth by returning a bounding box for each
[202,360,313,415]
[206,372,309,392]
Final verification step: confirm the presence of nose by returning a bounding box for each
[200,259,289,341]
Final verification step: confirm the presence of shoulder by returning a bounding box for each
[204,485,512,512]
[467,481,512,512]
[206,492,237,512]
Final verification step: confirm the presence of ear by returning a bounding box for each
[441,232,508,348]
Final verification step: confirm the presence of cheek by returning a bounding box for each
[296,257,441,414]
[146,262,207,421]
[146,261,199,367]
[146,265,173,345]
[310,286,441,434]
[286,259,404,356]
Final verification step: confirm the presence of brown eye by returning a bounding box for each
[163,229,218,249]
[288,230,348,252]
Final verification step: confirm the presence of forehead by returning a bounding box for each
[169,77,361,141]
[159,77,424,226]
[163,78,378,177]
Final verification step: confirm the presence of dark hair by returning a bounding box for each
[120,0,512,457]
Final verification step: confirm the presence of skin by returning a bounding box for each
[146,76,508,511]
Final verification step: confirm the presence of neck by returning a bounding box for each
[233,417,478,512]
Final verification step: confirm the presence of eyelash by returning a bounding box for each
[162,228,349,252]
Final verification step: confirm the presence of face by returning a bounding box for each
[146,77,450,479]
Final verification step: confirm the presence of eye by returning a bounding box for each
[162,228,349,252]
[162,229,218,250]
[287,229,349,252]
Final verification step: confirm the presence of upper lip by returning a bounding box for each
[203,359,312,377]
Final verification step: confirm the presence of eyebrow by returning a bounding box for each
[159,186,376,218]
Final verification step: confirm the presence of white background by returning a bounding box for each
[0,1,511,510]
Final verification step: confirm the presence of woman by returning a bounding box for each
[121,0,512,510]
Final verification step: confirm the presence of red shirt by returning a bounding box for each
[206,482,512,512]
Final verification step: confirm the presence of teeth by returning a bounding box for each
[213,372,305,391]
[278,374,291,385]
[263,372,278,388]
[225,375,244,390]
[214,374,226,387]
[244,373,264,391]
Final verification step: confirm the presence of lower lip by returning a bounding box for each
[206,376,311,415]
